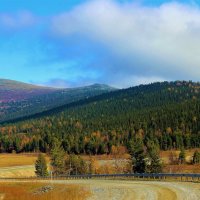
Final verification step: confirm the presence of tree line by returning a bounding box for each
[1,81,200,157]
[35,140,200,177]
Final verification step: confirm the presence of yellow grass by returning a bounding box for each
[0,153,130,168]
[0,148,198,168]
[163,164,200,173]
[0,166,35,178]
[160,148,200,164]
[0,153,50,168]
[82,153,131,161]
[0,149,200,178]
[0,153,50,178]
[0,182,90,200]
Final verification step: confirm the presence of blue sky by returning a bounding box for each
[1,0,200,88]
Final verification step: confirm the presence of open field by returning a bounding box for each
[163,164,200,173]
[0,149,200,178]
[0,152,200,198]
[0,154,50,178]
[0,165,35,178]
[160,148,200,164]
[0,148,198,167]
[1,180,200,200]
[0,154,50,168]
[160,149,200,173]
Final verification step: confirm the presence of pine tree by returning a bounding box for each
[193,150,200,164]
[132,138,146,173]
[35,154,48,177]
[50,138,66,175]
[179,148,186,164]
[65,154,88,175]
[146,140,163,173]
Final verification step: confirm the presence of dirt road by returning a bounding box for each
[1,179,200,200]
[48,179,200,200]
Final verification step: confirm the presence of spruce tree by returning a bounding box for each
[179,148,186,164]
[146,140,163,173]
[193,150,200,164]
[65,154,88,175]
[35,154,48,177]
[132,138,146,173]
[50,138,66,175]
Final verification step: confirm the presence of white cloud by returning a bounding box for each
[51,0,200,86]
[110,75,166,88]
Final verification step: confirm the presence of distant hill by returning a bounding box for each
[1,81,200,154]
[0,79,116,122]
[0,79,56,102]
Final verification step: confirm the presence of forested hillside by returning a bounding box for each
[0,79,115,122]
[0,81,200,155]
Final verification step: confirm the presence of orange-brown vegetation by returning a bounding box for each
[89,156,132,174]
[160,149,200,164]
[1,148,200,177]
[0,183,90,200]
[82,153,130,161]
[160,149,200,173]
[163,164,200,173]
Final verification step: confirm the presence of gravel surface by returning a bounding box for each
[48,179,200,200]
[1,179,200,200]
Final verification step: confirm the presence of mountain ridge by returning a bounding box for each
[2,80,200,124]
[0,79,116,122]
[1,80,200,154]
[0,79,115,97]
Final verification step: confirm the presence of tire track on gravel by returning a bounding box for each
[52,180,200,200]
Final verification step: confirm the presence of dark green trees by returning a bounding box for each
[179,148,186,164]
[2,81,200,155]
[35,154,48,177]
[65,154,88,175]
[130,138,163,173]
[193,150,200,164]
[131,138,146,173]
[50,139,66,175]
[146,141,163,173]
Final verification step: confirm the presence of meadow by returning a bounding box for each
[0,149,200,178]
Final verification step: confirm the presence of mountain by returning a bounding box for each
[0,79,116,122]
[1,80,200,154]
[0,79,56,102]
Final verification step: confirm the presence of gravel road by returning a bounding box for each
[1,179,200,200]
[47,179,200,200]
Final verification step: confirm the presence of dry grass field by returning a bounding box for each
[0,154,50,168]
[0,149,198,168]
[0,149,200,178]
[0,154,50,178]
[160,149,200,173]
[0,182,90,200]
[163,164,200,173]
[160,149,200,164]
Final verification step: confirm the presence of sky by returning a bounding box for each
[1,0,200,88]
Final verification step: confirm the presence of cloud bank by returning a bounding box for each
[50,0,200,87]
